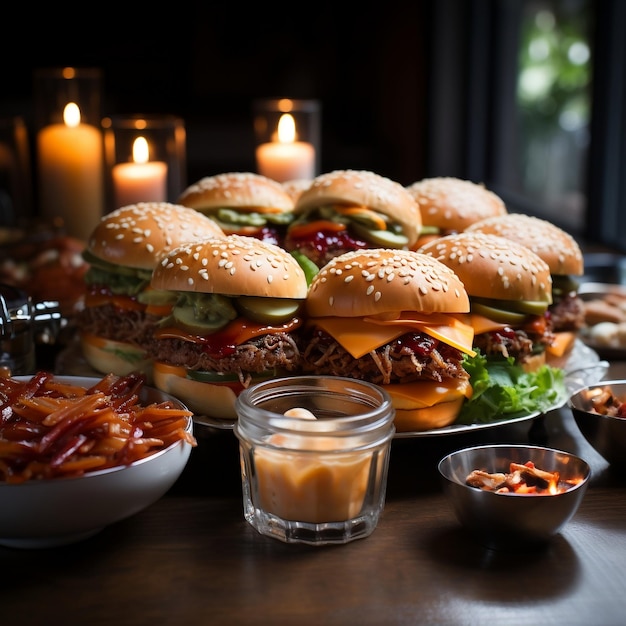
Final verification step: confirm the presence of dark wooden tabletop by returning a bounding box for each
[3,360,626,626]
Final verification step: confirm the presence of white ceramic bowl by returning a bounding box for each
[438,444,591,550]
[0,376,194,548]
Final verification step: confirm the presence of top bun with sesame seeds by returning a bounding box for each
[418,231,554,371]
[177,172,295,247]
[147,235,308,421]
[151,234,308,299]
[85,202,226,270]
[78,202,226,381]
[284,170,422,269]
[406,177,507,249]
[301,248,475,432]
[465,213,585,359]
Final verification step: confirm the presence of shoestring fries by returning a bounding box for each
[0,371,196,483]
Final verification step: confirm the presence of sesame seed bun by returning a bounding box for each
[418,231,553,304]
[306,248,470,318]
[151,234,308,299]
[87,202,226,270]
[282,178,312,202]
[465,213,584,276]
[177,172,294,215]
[294,169,422,248]
[406,177,507,248]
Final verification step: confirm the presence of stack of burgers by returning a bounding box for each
[74,171,577,433]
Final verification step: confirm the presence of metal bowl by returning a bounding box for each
[568,379,626,469]
[438,444,591,550]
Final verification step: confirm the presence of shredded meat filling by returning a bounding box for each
[301,329,468,385]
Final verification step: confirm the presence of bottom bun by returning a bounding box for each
[521,351,547,373]
[152,362,239,420]
[392,397,465,432]
[384,379,471,432]
[80,333,153,382]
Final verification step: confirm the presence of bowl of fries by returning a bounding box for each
[0,372,196,548]
[568,379,626,470]
[438,444,591,550]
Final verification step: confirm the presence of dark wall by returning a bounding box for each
[1,2,432,191]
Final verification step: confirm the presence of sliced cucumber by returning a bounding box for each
[471,302,527,325]
[236,296,302,324]
[187,370,241,383]
[137,288,179,306]
[172,305,230,334]
[350,222,409,247]
[472,296,548,316]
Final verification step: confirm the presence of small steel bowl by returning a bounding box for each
[438,444,591,550]
[568,379,626,469]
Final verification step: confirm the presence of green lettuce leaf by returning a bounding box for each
[456,349,566,425]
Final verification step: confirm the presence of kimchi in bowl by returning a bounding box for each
[438,444,591,550]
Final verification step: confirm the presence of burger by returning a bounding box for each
[283,169,422,270]
[418,231,565,423]
[281,178,312,203]
[78,202,226,378]
[177,172,295,246]
[418,231,554,370]
[147,234,308,420]
[301,248,476,432]
[465,213,585,361]
[405,177,507,249]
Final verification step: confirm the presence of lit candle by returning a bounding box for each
[112,136,168,209]
[37,102,104,240]
[255,113,315,183]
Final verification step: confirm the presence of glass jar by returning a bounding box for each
[234,376,396,545]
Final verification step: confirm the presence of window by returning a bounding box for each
[426,0,626,252]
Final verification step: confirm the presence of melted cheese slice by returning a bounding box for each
[311,313,475,359]
[466,313,511,335]
[546,331,576,357]
[386,379,473,409]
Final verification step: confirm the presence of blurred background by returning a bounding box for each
[1,0,624,253]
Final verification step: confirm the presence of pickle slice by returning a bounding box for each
[236,296,302,324]
[471,302,527,324]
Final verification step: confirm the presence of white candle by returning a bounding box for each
[37,103,104,241]
[255,113,315,183]
[112,136,168,209]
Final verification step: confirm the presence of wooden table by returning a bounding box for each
[3,361,626,626]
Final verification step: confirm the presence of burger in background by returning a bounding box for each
[283,169,422,270]
[78,202,225,379]
[177,172,295,247]
[301,248,475,432]
[419,231,565,424]
[147,235,308,420]
[281,178,312,203]
[406,177,507,249]
[465,213,585,362]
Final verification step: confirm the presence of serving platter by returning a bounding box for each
[192,339,608,438]
[55,336,607,438]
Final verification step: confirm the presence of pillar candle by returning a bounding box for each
[112,136,167,209]
[37,103,104,241]
[255,113,316,183]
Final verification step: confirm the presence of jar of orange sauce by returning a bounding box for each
[234,376,396,545]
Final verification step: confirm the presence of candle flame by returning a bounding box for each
[277,114,296,144]
[132,137,150,164]
[63,103,81,128]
